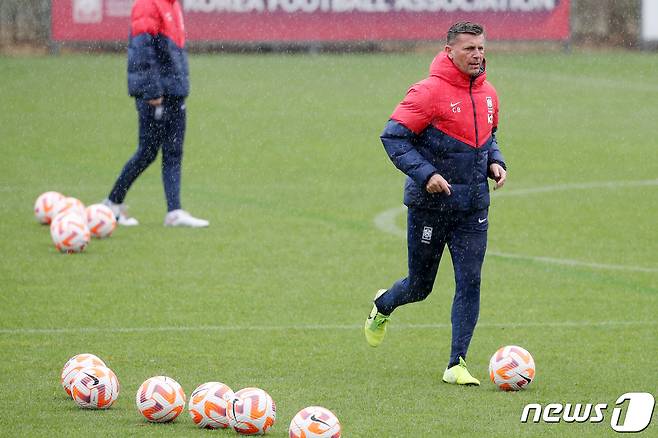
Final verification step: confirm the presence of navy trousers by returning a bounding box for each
[375,206,488,366]
[108,96,186,212]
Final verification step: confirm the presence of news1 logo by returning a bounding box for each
[521,392,655,432]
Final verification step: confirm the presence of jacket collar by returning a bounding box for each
[429,51,486,88]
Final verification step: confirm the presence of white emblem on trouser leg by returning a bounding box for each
[421,226,432,244]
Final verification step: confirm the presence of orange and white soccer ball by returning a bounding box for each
[188,381,235,429]
[227,387,276,435]
[289,406,341,438]
[136,376,186,423]
[71,365,120,409]
[61,353,107,397]
[34,191,65,224]
[50,212,90,253]
[85,204,116,238]
[489,345,536,391]
[53,196,86,218]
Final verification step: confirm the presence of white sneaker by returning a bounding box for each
[102,199,139,226]
[164,209,209,228]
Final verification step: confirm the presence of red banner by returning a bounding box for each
[52,0,570,42]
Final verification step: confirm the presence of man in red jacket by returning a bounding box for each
[103,0,208,228]
[364,22,507,386]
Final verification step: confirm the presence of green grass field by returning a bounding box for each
[0,50,656,437]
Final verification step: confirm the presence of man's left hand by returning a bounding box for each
[489,163,506,190]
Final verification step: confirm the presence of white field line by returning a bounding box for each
[0,320,655,335]
[374,179,658,273]
[487,251,658,273]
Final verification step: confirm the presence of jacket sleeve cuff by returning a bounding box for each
[141,90,163,101]
[415,165,438,188]
[420,170,437,187]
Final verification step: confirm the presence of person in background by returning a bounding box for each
[104,0,208,228]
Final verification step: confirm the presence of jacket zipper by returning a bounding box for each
[469,77,479,147]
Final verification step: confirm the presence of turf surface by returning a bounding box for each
[0,50,656,437]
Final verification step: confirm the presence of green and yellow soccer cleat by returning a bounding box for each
[364,289,390,347]
[442,357,480,386]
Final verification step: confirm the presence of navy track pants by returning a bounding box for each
[375,206,488,366]
[108,96,185,212]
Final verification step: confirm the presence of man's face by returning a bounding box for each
[445,33,485,76]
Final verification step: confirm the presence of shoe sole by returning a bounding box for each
[364,289,389,347]
[364,319,382,348]
[441,379,480,386]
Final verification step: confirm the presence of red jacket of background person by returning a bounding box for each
[131,0,185,48]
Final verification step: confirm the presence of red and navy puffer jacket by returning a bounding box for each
[381,51,506,211]
[127,0,189,100]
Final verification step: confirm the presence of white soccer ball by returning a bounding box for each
[227,387,276,435]
[85,204,116,238]
[34,191,65,224]
[50,212,90,253]
[53,196,86,218]
[51,196,84,220]
[136,376,186,423]
[61,353,107,397]
[289,406,341,438]
[188,381,234,429]
[71,365,120,409]
[489,345,536,391]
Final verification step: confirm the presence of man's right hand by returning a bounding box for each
[148,97,163,106]
[425,173,451,195]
